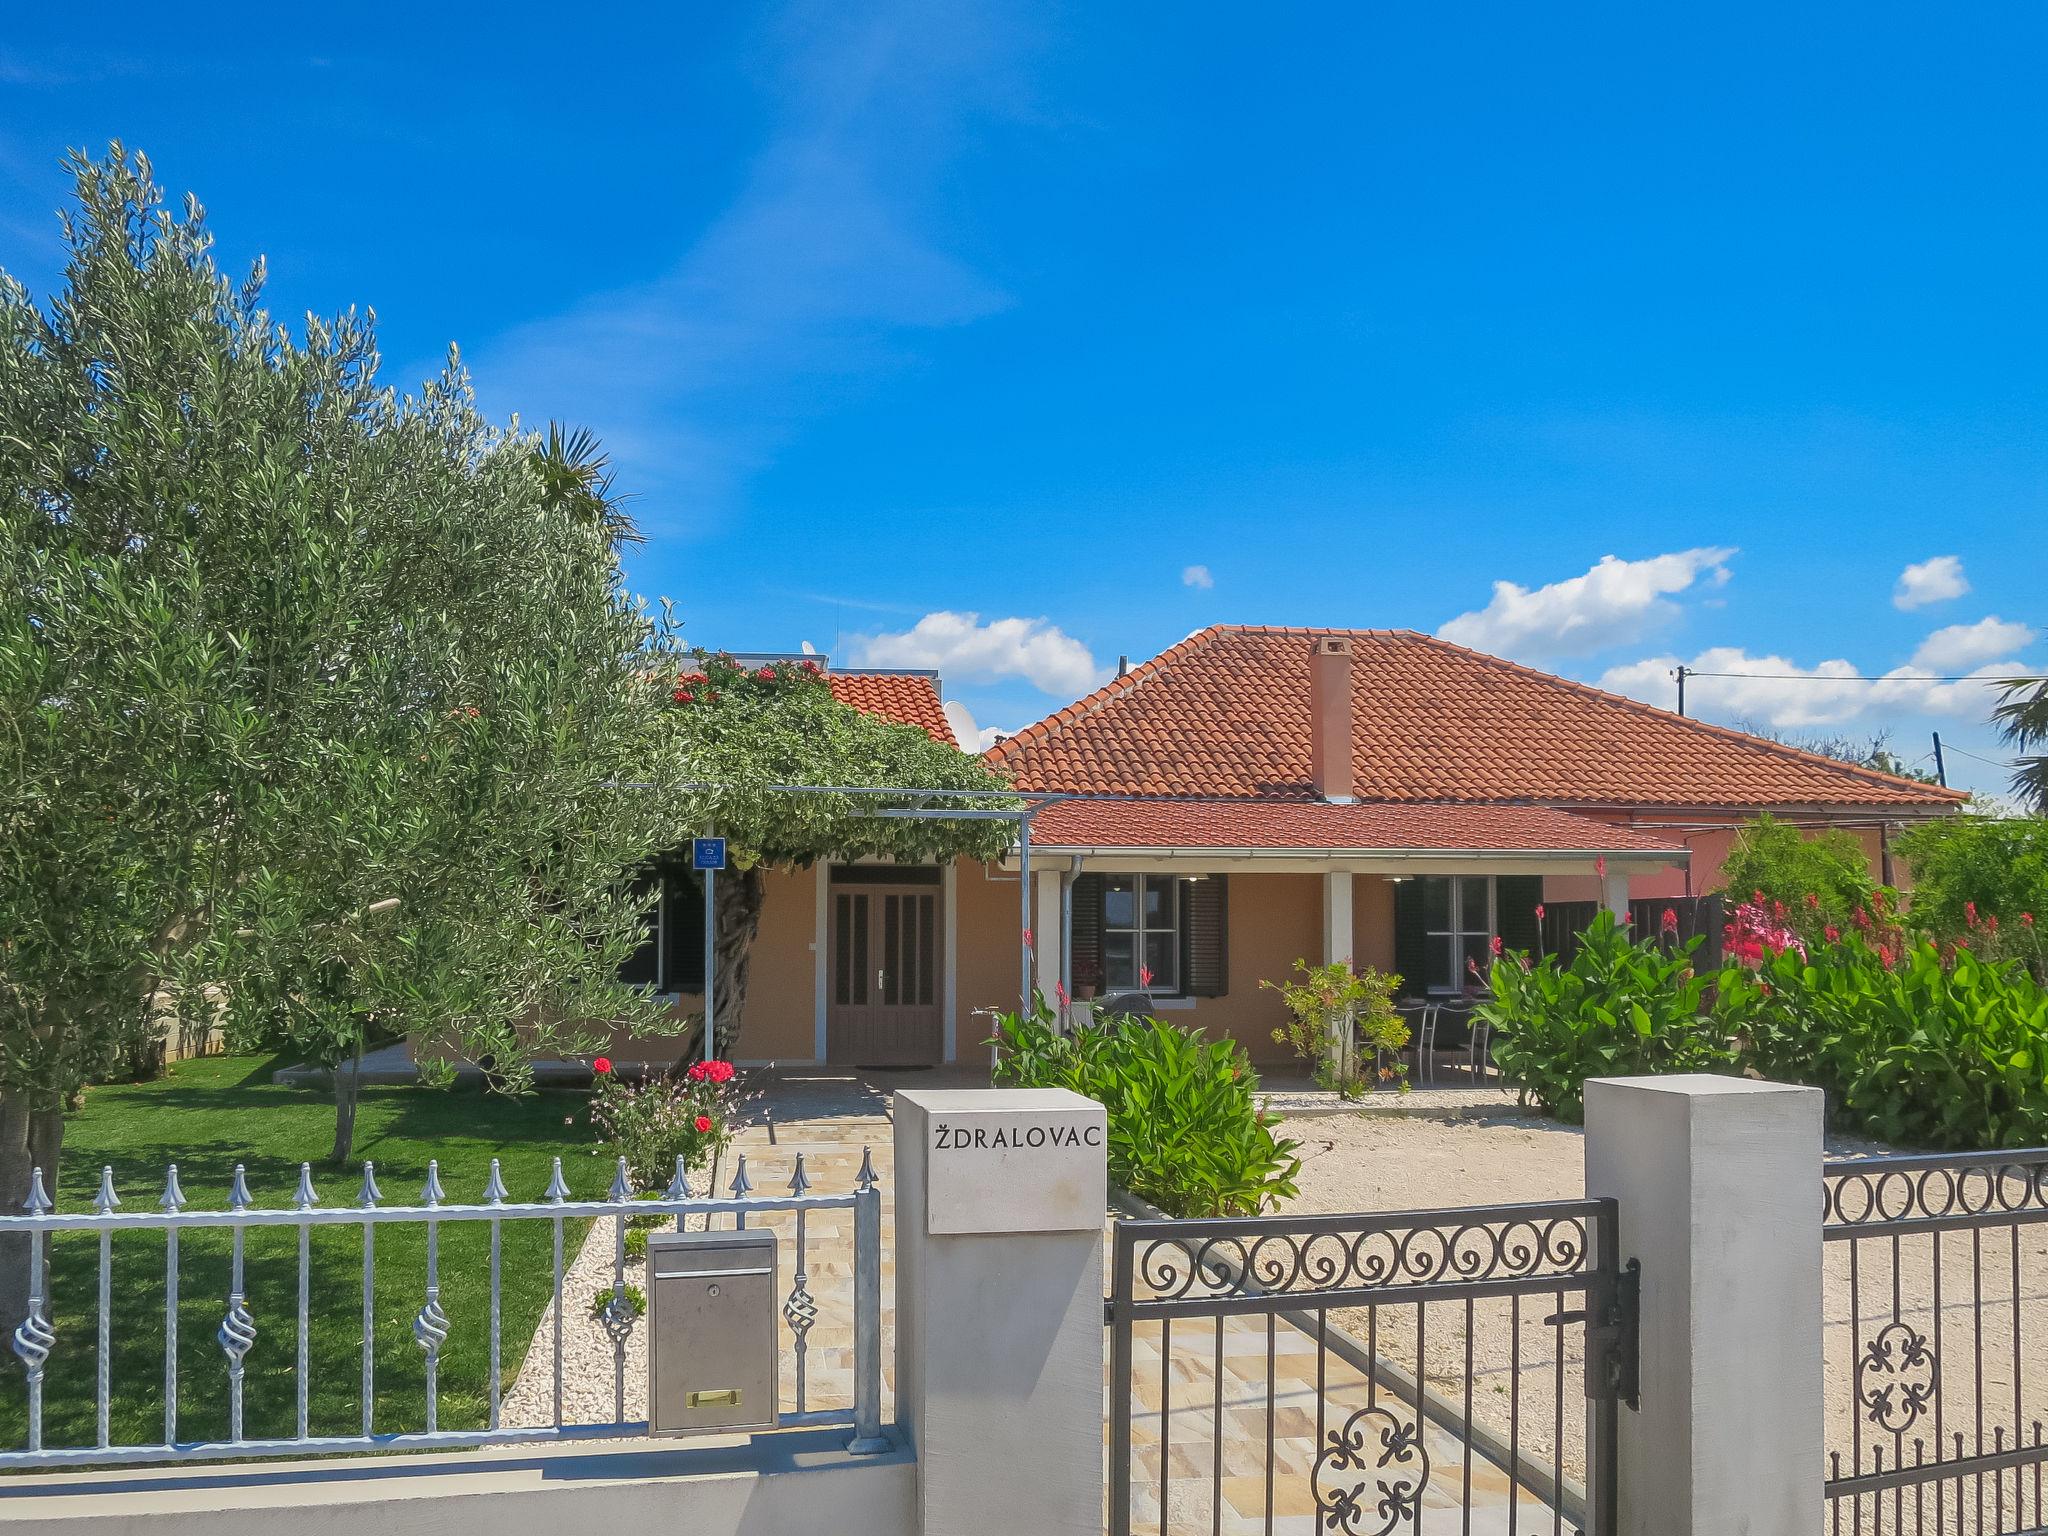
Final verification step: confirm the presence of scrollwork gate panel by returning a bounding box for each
[1105,1198,1629,1536]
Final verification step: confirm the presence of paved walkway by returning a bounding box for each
[512,1067,1570,1534]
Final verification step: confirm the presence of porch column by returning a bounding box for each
[1602,865,1631,921]
[1033,866,1063,1004]
[1321,870,1353,967]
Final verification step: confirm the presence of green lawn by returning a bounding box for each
[2,1054,602,1453]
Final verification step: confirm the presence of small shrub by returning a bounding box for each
[588,1284,646,1323]
[1480,912,1736,1122]
[1263,959,1407,1096]
[589,1056,736,1189]
[990,997,1300,1217]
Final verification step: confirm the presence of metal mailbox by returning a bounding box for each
[646,1229,778,1435]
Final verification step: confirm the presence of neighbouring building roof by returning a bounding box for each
[986,626,1964,813]
[1026,798,1685,858]
[829,671,959,748]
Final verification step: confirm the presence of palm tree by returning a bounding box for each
[533,422,636,542]
[1993,676,2048,810]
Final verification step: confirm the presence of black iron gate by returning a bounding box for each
[1105,1199,1636,1536]
[1824,1150,2048,1535]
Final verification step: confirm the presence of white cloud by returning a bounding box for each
[851,612,1107,697]
[1894,555,1970,611]
[1599,644,2033,729]
[1181,564,1214,590]
[1437,548,1737,660]
[1911,616,2036,672]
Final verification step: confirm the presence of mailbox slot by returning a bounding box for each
[646,1229,778,1435]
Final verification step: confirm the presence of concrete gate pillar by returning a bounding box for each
[893,1088,1107,1536]
[1585,1074,1824,1536]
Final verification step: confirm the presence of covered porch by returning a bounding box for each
[1012,798,1687,1063]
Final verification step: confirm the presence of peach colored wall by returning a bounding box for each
[1353,874,1396,976]
[578,864,821,1065]
[1542,818,1897,905]
[1162,872,1322,1062]
[956,860,1026,1026]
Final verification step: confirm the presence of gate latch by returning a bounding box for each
[1586,1258,1641,1410]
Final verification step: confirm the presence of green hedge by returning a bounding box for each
[989,1001,1300,1216]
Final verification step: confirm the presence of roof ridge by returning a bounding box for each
[983,625,1231,765]
[1403,632,1965,804]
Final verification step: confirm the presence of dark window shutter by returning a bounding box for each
[1070,874,1103,989]
[1495,875,1543,956]
[663,863,707,992]
[619,868,660,987]
[1392,880,1428,999]
[1182,876,1229,997]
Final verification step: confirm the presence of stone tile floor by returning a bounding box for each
[512,1066,1572,1533]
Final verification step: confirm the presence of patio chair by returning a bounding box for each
[1393,998,1434,1085]
[1423,998,1479,1086]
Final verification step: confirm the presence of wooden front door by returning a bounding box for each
[828,878,944,1066]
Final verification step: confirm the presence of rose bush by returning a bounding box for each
[589,1057,737,1189]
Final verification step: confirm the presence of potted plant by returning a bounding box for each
[1071,959,1101,1002]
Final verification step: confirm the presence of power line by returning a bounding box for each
[1680,670,2034,684]
[1942,742,2020,770]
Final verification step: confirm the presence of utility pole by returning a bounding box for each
[1931,732,1947,788]
[1674,665,1689,717]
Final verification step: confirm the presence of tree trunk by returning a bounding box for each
[707,864,767,1059]
[329,1039,365,1165]
[0,1089,65,1335]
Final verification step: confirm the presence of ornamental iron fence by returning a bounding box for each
[1105,1199,1635,1536]
[1824,1149,2048,1535]
[0,1149,885,1468]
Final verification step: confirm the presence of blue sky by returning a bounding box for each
[3,3,2044,794]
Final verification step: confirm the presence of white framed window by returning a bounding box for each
[1420,875,1494,994]
[1101,875,1181,993]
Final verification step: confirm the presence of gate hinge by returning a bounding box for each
[1586,1258,1641,1410]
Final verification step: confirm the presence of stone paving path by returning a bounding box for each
[513,1072,1571,1533]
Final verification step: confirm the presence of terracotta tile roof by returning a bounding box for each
[987,626,1963,811]
[829,671,958,748]
[1030,799,1684,856]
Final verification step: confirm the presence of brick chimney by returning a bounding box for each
[1309,634,1356,803]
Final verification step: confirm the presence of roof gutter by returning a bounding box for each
[1014,844,1687,864]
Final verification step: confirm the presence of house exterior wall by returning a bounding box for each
[955,860,1024,1030]
[1352,874,1396,976]
[577,864,821,1066]
[1540,816,1896,906]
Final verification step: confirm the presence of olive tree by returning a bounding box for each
[0,147,675,1323]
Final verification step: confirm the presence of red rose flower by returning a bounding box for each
[593,1057,612,1075]
[1660,907,1679,933]
[1488,935,1503,956]
[694,1115,713,1134]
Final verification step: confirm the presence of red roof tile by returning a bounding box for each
[829,672,958,747]
[1030,799,1683,855]
[987,626,1962,811]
